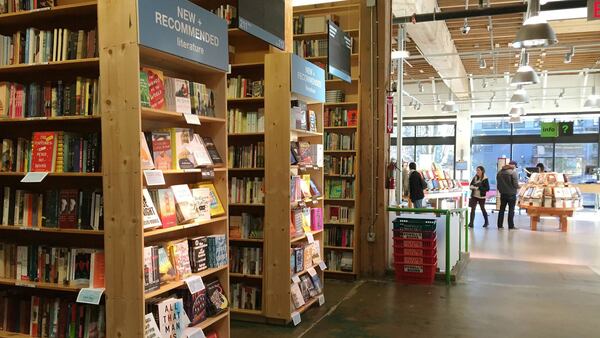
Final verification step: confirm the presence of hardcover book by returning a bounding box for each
[201,137,223,165]
[168,239,192,279]
[195,183,225,217]
[165,77,191,114]
[58,189,78,229]
[170,184,200,223]
[140,132,154,170]
[157,298,184,338]
[31,132,57,172]
[139,70,150,108]
[191,187,211,221]
[151,131,172,171]
[170,128,194,170]
[142,189,162,230]
[205,279,228,316]
[156,188,177,228]
[157,246,177,284]
[142,67,165,109]
[290,282,305,309]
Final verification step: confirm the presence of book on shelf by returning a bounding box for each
[140,132,155,170]
[164,77,191,115]
[194,182,225,217]
[170,184,200,224]
[148,297,185,338]
[178,286,208,326]
[324,226,353,247]
[206,235,227,269]
[290,282,305,309]
[188,236,208,273]
[227,108,265,134]
[141,67,166,110]
[201,136,223,165]
[0,0,55,13]
[0,27,97,66]
[204,278,229,316]
[170,128,195,170]
[325,178,354,199]
[190,81,216,117]
[324,107,358,127]
[293,14,339,34]
[0,243,104,288]
[191,187,211,221]
[229,213,263,240]
[325,90,345,103]
[229,177,264,205]
[212,4,238,27]
[324,154,355,176]
[325,131,355,151]
[227,76,264,99]
[290,241,322,274]
[167,239,192,280]
[157,245,177,284]
[228,142,264,169]
[325,250,353,272]
[290,100,307,130]
[144,246,160,292]
[295,141,323,167]
[142,188,162,230]
[293,39,327,58]
[150,131,172,171]
[0,294,105,338]
[231,283,261,311]
[151,188,177,228]
[325,205,354,224]
[230,246,262,276]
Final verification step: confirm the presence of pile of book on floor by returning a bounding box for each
[392,217,437,284]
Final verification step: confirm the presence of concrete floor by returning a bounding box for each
[232,211,600,338]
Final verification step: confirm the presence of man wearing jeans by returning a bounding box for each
[408,162,427,208]
[496,160,520,230]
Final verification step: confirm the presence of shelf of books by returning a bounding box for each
[0,0,108,336]
[98,0,232,337]
[293,1,361,279]
[263,52,327,325]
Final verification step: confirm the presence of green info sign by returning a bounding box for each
[540,122,574,137]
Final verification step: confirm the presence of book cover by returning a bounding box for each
[347,109,358,126]
[189,134,213,168]
[30,131,57,172]
[196,183,225,217]
[71,249,92,286]
[143,246,159,292]
[156,188,177,228]
[58,189,78,229]
[165,77,192,114]
[201,137,223,164]
[90,251,105,288]
[139,70,151,108]
[140,132,154,170]
[191,187,211,221]
[142,188,162,230]
[157,246,177,284]
[188,236,207,273]
[158,298,184,338]
[290,282,305,309]
[142,67,165,109]
[168,240,192,279]
[151,131,172,171]
[180,288,208,326]
[205,279,228,316]
[170,184,199,223]
[170,128,194,170]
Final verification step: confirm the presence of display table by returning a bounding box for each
[408,190,467,209]
[519,204,575,231]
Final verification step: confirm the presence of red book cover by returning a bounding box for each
[58,189,79,229]
[92,251,105,288]
[15,84,24,118]
[43,81,52,117]
[30,296,40,337]
[347,109,358,126]
[31,131,57,172]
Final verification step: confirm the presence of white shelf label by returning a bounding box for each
[143,170,165,186]
[307,267,317,277]
[14,281,36,288]
[21,172,48,183]
[306,232,315,244]
[291,275,301,283]
[76,288,105,305]
[184,276,205,294]
[318,295,325,306]
[144,313,161,338]
[319,261,327,270]
[183,113,201,125]
[291,311,301,326]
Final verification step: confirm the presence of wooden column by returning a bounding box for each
[358,0,392,278]
[98,0,144,336]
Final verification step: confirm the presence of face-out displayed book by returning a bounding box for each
[230,282,261,311]
[143,129,219,171]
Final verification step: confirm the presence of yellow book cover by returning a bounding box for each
[195,182,225,217]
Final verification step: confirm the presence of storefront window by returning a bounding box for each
[554,143,598,182]
[402,125,415,137]
[416,124,455,137]
[573,118,599,134]
[471,144,510,188]
[512,143,554,177]
[472,119,510,136]
[401,145,415,163]
[416,145,454,177]
[512,118,555,135]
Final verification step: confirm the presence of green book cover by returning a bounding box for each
[140,70,150,108]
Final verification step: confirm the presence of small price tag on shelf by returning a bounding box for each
[183,113,201,125]
[318,261,327,270]
[144,313,161,338]
[291,311,301,326]
[307,267,317,277]
[291,275,301,284]
[312,198,318,205]
[184,276,205,294]
[143,170,165,186]
[76,288,105,305]
[318,295,325,306]
[306,232,315,244]
[19,226,40,231]
[21,172,48,183]
[14,281,36,288]
[183,327,206,338]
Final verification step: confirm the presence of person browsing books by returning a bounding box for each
[408,162,427,208]
[468,166,490,228]
[496,160,520,230]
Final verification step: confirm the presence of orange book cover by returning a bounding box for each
[91,251,105,288]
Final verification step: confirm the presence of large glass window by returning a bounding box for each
[416,124,455,137]
[472,119,511,136]
[416,145,454,177]
[573,118,599,134]
[471,144,510,188]
[555,143,598,182]
[512,117,555,135]
[512,143,554,177]
[402,145,415,163]
[402,125,415,137]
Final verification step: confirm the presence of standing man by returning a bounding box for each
[408,162,427,208]
[496,160,520,229]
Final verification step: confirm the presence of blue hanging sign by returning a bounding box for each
[138,0,229,72]
[291,54,325,103]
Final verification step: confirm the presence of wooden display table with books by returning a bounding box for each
[519,205,575,232]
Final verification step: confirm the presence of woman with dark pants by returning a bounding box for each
[469,166,490,228]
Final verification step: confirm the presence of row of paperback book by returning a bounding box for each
[0,132,101,173]
[293,39,327,58]
[0,187,103,230]
[290,141,323,167]
[229,246,262,276]
[325,205,354,224]
[291,241,322,274]
[142,183,224,230]
[290,207,323,239]
[291,272,323,311]
[293,14,338,35]
[0,244,104,288]
[140,67,216,117]
[0,78,100,118]
[143,235,227,293]
[325,90,345,103]
[325,131,355,151]
[229,177,264,205]
[325,178,355,199]
[141,129,223,171]
[290,174,321,203]
[228,142,265,169]
[324,154,355,176]
[291,100,318,132]
[0,0,54,13]
[0,28,97,66]
[325,250,353,272]
[146,282,224,337]
[227,108,265,134]
[229,213,263,240]
[324,107,358,127]
[212,4,237,27]
[231,283,261,311]
[324,227,353,247]
[227,76,264,99]
[0,294,105,338]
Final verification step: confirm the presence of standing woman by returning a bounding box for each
[469,166,490,228]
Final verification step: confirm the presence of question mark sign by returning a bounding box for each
[562,124,569,134]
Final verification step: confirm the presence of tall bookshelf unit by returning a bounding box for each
[293,1,361,279]
[0,0,105,336]
[263,52,326,324]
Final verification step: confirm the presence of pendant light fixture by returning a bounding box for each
[442,92,458,113]
[584,86,600,109]
[509,106,525,116]
[511,50,539,86]
[512,0,558,49]
[509,114,523,123]
[510,85,529,104]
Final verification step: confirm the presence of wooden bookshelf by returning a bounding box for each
[294,1,361,279]
[0,1,97,29]
[0,225,104,235]
[264,52,326,324]
[143,266,229,300]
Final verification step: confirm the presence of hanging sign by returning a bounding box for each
[386,96,394,134]
[138,0,229,71]
[540,122,558,138]
[291,54,326,103]
[558,121,574,136]
[588,0,600,20]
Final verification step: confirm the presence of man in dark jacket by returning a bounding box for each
[496,160,520,229]
[408,162,427,208]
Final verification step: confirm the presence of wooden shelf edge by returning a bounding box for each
[0,330,31,337]
[0,225,103,235]
[231,308,263,315]
[295,297,319,316]
[293,3,359,14]
[0,115,100,123]
[0,58,99,72]
[229,238,264,243]
[229,273,263,279]
[0,278,82,292]
[324,222,355,226]
[324,270,356,275]
[228,168,265,171]
[227,97,265,102]
[324,126,357,130]
[0,1,97,20]
[140,107,226,123]
[144,265,228,300]
[144,216,228,238]
[196,310,229,331]
[324,101,359,106]
[229,203,265,207]
[0,172,102,177]
[228,132,265,136]
[290,229,323,243]
[293,29,359,40]
[324,245,354,251]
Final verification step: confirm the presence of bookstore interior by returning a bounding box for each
[0,0,599,337]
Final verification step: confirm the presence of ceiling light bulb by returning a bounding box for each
[442,92,458,113]
[510,86,529,104]
[512,0,558,48]
[511,65,539,86]
[584,86,600,108]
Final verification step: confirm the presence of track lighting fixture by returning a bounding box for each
[584,87,600,108]
[482,78,487,88]
[564,47,575,64]
[461,18,471,35]
[442,92,458,113]
[418,82,424,93]
[479,55,487,69]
